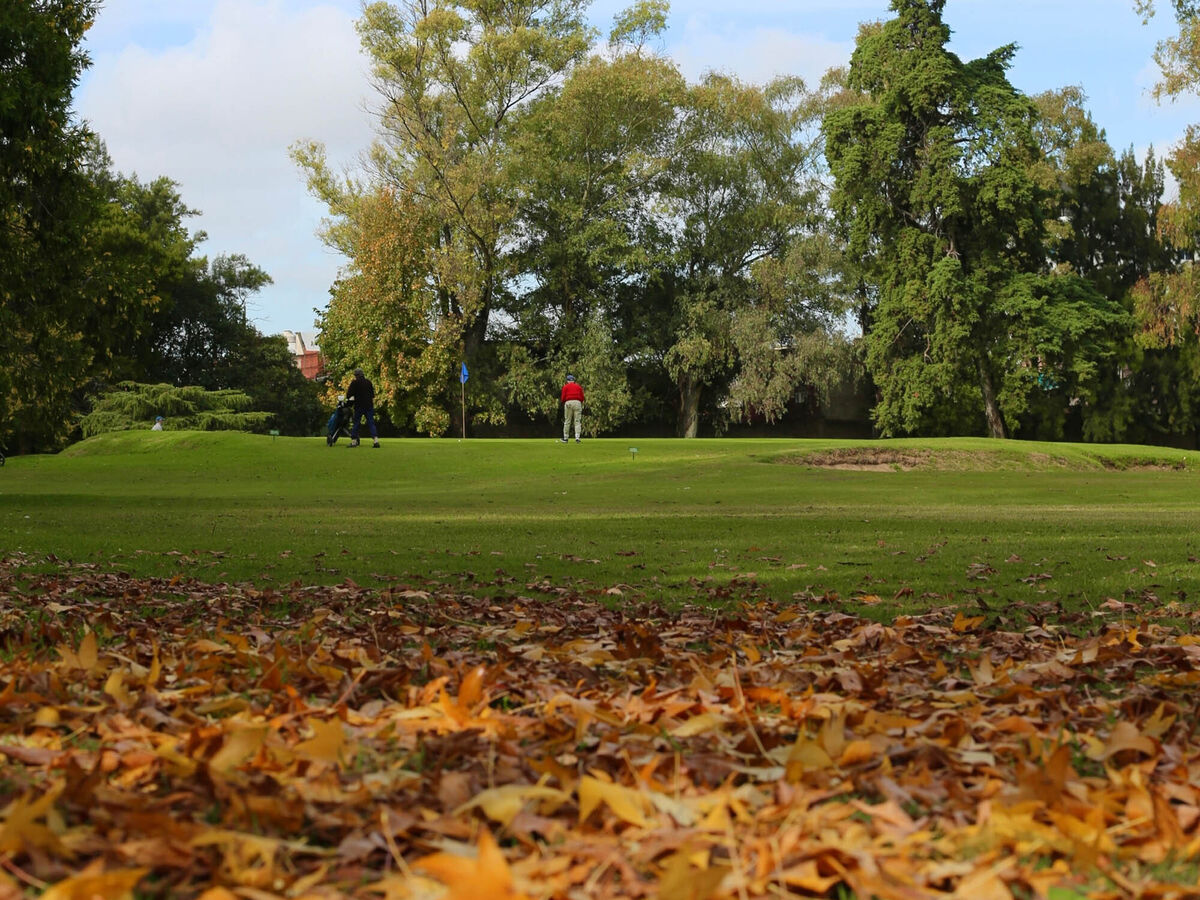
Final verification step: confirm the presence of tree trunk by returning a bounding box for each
[977,357,1007,439]
[676,371,701,438]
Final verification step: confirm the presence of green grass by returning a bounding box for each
[3,430,1200,617]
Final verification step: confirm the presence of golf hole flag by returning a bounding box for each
[460,362,469,384]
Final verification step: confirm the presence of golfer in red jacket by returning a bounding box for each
[560,374,585,443]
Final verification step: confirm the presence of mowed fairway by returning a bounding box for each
[4,430,1200,613]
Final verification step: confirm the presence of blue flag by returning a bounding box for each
[460,361,469,384]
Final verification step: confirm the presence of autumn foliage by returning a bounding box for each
[3,554,1200,898]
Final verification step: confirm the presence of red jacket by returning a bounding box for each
[560,381,585,403]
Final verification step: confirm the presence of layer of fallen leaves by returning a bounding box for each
[3,554,1200,899]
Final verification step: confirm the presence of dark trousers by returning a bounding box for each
[351,408,377,441]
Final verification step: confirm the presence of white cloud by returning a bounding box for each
[77,0,374,333]
[669,20,849,87]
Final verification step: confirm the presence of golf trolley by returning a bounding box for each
[326,398,353,446]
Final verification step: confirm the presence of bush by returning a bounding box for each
[80,382,272,437]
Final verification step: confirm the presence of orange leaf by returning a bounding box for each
[838,739,875,767]
[41,868,147,900]
[458,664,487,709]
[417,830,531,900]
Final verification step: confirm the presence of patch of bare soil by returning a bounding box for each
[782,448,1081,471]
[1093,455,1188,471]
[784,448,938,470]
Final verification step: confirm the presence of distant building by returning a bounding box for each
[282,330,324,380]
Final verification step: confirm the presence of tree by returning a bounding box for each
[0,0,99,451]
[657,73,834,436]
[825,0,1127,439]
[81,140,200,384]
[297,0,593,436]
[302,182,455,434]
[80,382,272,437]
[502,8,685,433]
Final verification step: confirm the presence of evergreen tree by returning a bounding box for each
[0,0,100,451]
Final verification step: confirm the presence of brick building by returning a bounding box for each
[282,330,324,380]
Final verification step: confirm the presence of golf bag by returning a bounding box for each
[326,399,353,446]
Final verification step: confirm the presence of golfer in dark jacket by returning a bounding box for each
[346,368,379,448]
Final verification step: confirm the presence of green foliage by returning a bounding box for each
[825,0,1134,440]
[0,0,100,452]
[80,383,272,437]
[656,73,842,435]
[330,0,594,435]
[80,141,200,383]
[993,274,1133,439]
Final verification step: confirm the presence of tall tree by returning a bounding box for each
[502,3,685,433]
[657,73,831,436]
[1130,2,1200,344]
[82,141,200,383]
[302,180,456,434]
[297,0,592,436]
[0,0,99,451]
[826,0,1126,439]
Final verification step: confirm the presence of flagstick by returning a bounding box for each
[461,378,466,440]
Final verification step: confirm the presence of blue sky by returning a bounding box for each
[74,0,1195,337]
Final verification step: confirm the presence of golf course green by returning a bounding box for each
[3,431,1199,617]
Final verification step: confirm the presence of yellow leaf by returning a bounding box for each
[1143,702,1177,739]
[146,641,161,689]
[79,630,98,670]
[658,849,727,900]
[953,611,985,632]
[578,776,648,828]
[951,865,1013,900]
[294,717,345,764]
[455,784,569,827]
[0,785,67,855]
[785,735,834,782]
[41,868,147,900]
[669,712,728,738]
[103,669,134,707]
[209,725,267,774]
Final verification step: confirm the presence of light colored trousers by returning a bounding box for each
[563,399,583,439]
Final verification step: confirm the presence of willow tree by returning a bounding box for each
[296,0,591,435]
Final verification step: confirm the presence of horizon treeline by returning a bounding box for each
[9,1,1200,448]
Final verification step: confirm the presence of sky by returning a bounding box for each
[73,0,1199,338]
